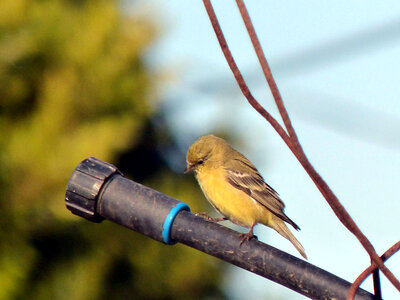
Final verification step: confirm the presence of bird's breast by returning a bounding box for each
[196,167,270,228]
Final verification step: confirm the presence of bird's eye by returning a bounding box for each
[197,159,204,165]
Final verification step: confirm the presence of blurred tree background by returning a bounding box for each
[0,0,224,299]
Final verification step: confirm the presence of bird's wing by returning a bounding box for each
[225,160,300,230]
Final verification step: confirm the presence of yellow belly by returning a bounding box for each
[196,167,271,228]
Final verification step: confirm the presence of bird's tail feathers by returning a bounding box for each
[273,219,307,260]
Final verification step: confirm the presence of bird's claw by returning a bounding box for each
[239,233,258,247]
[196,212,227,222]
[195,212,213,221]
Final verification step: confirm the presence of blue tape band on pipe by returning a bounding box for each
[162,202,190,245]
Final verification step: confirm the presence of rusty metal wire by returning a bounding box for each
[349,241,400,299]
[202,0,400,299]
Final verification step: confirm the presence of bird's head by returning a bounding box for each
[184,134,227,174]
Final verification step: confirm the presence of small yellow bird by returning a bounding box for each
[184,134,307,259]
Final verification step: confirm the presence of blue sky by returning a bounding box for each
[146,1,400,299]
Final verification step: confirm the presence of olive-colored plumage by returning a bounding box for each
[185,134,307,259]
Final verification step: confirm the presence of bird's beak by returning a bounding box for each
[184,164,194,174]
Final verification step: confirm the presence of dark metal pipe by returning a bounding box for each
[65,157,375,300]
[172,211,375,300]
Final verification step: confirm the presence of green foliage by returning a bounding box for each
[0,0,224,299]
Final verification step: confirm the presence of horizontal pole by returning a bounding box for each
[65,157,375,300]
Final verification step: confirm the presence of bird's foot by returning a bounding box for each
[239,232,258,247]
[196,212,227,223]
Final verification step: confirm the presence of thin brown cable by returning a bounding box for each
[348,241,400,299]
[202,0,400,293]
